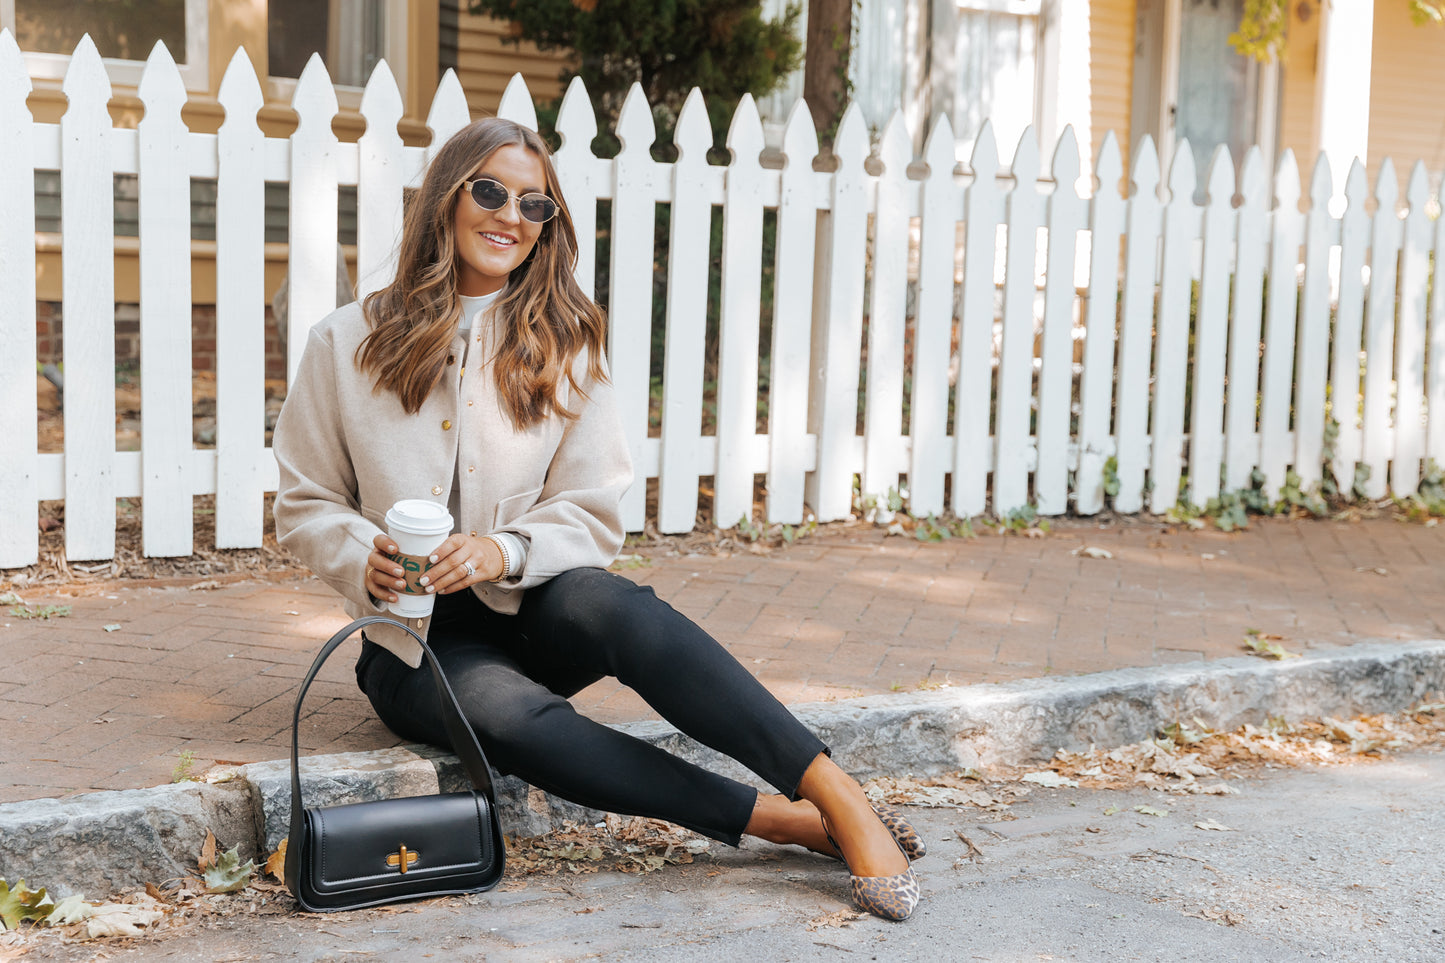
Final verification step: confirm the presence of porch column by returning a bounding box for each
[1037,0,1092,173]
[1314,0,1373,206]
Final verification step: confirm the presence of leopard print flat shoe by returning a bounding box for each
[822,813,922,921]
[850,863,921,921]
[870,804,926,860]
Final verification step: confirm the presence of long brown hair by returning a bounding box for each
[356,118,606,426]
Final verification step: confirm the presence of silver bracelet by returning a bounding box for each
[484,534,512,580]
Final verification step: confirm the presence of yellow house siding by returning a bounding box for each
[1276,2,1320,167]
[1090,0,1134,179]
[1368,0,1445,180]
[451,12,568,117]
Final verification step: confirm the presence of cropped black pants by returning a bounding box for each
[355,567,828,845]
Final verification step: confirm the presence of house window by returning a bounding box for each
[954,0,1041,161]
[269,0,391,88]
[2,0,208,88]
[12,0,185,61]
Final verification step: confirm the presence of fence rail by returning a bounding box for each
[2,31,1443,568]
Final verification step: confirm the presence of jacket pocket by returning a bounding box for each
[493,486,544,528]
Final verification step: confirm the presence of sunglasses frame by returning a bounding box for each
[461,177,559,224]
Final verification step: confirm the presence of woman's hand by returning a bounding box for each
[420,533,506,594]
[365,534,406,604]
[365,533,505,603]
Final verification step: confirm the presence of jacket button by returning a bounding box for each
[469,530,478,537]
[467,466,475,473]
[467,400,474,406]
[446,354,455,365]
[431,485,443,495]
[442,420,452,430]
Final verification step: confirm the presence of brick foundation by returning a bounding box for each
[35,302,289,380]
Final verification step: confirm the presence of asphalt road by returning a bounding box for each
[16,747,1445,962]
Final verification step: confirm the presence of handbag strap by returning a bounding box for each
[287,616,499,852]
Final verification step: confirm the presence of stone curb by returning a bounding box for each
[5,639,1443,897]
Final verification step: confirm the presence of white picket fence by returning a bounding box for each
[3,32,1444,568]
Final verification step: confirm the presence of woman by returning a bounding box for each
[272,118,922,921]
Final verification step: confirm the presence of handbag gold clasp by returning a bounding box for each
[386,845,418,873]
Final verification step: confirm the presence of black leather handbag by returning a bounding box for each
[283,616,506,912]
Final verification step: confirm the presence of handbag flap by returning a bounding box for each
[305,791,494,895]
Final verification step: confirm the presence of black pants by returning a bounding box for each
[355,567,828,845]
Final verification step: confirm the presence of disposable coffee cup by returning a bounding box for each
[383,499,454,618]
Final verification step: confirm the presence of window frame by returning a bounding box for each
[0,0,209,90]
[263,0,408,109]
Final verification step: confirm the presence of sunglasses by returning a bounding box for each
[462,177,558,224]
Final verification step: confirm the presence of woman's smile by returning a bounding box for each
[453,143,546,296]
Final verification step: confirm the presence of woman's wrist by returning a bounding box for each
[482,533,512,580]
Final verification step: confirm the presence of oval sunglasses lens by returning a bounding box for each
[519,196,556,223]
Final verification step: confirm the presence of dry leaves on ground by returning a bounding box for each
[505,816,711,878]
[1033,704,1445,793]
[864,771,1029,813]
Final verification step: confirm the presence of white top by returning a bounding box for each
[451,288,527,577]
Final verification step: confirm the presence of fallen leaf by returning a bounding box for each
[198,830,218,873]
[1194,819,1234,831]
[0,592,25,606]
[102,624,122,632]
[1021,771,1079,788]
[1133,806,1170,817]
[264,839,288,881]
[1071,546,1114,559]
[43,894,92,925]
[83,900,165,940]
[806,909,865,931]
[202,846,256,894]
[1242,633,1300,660]
[0,879,52,929]
[1103,806,1121,816]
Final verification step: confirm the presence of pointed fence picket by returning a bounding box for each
[607,85,660,532]
[137,44,193,557]
[356,61,405,301]
[765,102,820,525]
[6,37,1445,570]
[214,48,268,550]
[1258,152,1303,501]
[1331,162,1371,492]
[805,105,869,523]
[656,90,713,534]
[1393,164,1432,496]
[1294,156,1335,496]
[1430,189,1445,471]
[286,56,341,387]
[0,31,37,569]
[1034,127,1085,517]
[60,37,116,562]
[1224,148,1269,493]
[1147,143,1200,514]
[861,113,912,509]
[907,114,960,518]
[1186,146,1235,508]
[1113,137,1163,514]
[951,123,1003,518]
[992,129,1042,515]
[1073,133,1123,515]
[1362,161,1402,500]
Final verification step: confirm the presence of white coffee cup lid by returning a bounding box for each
[385,499,454,536]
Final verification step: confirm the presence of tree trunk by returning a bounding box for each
[803,0,852,149]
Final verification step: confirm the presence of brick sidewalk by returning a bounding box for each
[1,516,1441,805]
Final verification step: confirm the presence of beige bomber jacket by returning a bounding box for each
[272,300,633,667]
